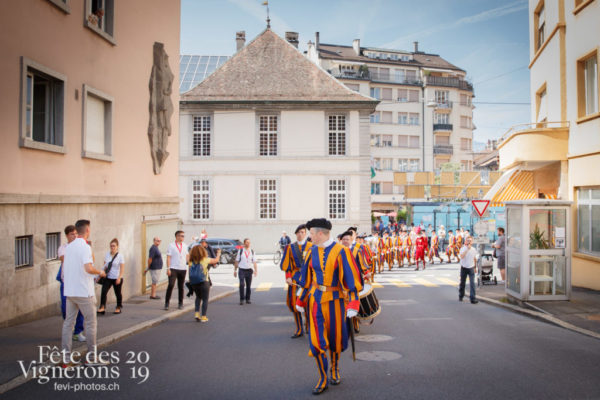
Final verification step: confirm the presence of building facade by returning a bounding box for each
[307,36,475,212]
[491,0,599,290]
[0,0,181,326]
[179,30,378,252]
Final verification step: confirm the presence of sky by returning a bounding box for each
[180,0,532,145]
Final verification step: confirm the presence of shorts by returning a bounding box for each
[497,256,505,270]
[150,269,161,284]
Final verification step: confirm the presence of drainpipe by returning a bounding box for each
[422,84,426,171]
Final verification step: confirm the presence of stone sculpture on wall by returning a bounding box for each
[148,42,174,174]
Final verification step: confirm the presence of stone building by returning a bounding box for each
[179,29,378,252]
[0,0,181,326]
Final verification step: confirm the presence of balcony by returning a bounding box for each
[433,123,453,132]
[497,121,569,170]
[330,70,422,86]
[425,76,473,91]
[433,144,454,155]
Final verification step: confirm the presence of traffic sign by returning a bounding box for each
[474,220,488,236]
[472,200,490,217]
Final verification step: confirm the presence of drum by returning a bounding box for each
[357,283,381,321]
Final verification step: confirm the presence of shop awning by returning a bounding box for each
[484,168,537,207]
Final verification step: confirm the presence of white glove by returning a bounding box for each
[346,308,358,318]
[296,305,305,313]
[296,288,303,298]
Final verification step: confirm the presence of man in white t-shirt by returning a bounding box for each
[459,237,479,304]
[234,238,257,305]
[61,219,106,365]
[165,230,189,310]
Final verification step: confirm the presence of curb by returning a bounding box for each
[0,288,237,395]
[478,295,600,341]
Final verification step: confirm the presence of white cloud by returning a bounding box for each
[226,0,293,32]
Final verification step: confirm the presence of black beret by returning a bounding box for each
[340,230,353,239]
[347,226,358,233]
[295,224,307,234]
[306,218,332,231]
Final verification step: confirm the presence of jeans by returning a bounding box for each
[165,269,187,306]
[62,296,97,356]
[60,282,84,334]
[100,278,123,308]
[238,268,253,302]
[192,281,210,315]
[459,267,477,301]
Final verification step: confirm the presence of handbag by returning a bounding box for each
[492,248,497,258]
[97,252,119,285]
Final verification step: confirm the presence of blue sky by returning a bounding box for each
[181,0,531,144]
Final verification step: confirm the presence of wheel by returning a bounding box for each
[220,254,229,264]
[273,250,282,265]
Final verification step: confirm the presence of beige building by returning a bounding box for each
[490,0,599,290]
[179,30,378,252]
[306,36,475,212]
[0,0,181,326]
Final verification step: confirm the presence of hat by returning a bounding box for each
[306,218,332,231]
[295,224,307,234]
[340,230,353,239]
[347,226,358,233]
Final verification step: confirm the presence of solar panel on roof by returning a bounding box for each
[179,55,230,93]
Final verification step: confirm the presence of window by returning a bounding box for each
[371,182,381,195]
[409,113,419,125]
[409,136,420,148]
[371,135,381,147]
[370,88,381,99]
[397,89,408,102]
[46,233,61,260]
[435,90,450,105]
[480,170,490,185]
[398,112,408,125]
[47,0,71,13]
[382,135,393,147]
[381,111,393,123]
[382,182,393,194]
[409,159,419,171]
[370,112,380,123]
[193,116,211,156]
[406,70,417,82]
[534,3,546,51]
[398,159,408,171]
[577,51,598,118]
[373,158,381,170]
[381,158,392,170]
[578,188,600,255]
[536,84,548,123]
[382,88,393,101]
[460,116,472,129]
[461,160,472,171]
[395,69,406,83]
[434,112,449,124]
[460,94,472,106]
[435,135,450,145]
[21,58,66,153]
[259,115,278,156]
[398,135,408,147]
[259,179,277,220]
[345,83,359,92]
[83,85,113,160]
[192,179,210,220]
[15,236,33,268]
[85,0,115,44]
[461,138,472,151]
[328,115,346,155]
[408,90,419,102]
[328,179,346,220]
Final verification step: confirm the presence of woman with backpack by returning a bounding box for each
[98,238,125,315]
[188,244,220,322]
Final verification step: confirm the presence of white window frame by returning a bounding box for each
[15,235,33,268]
[82,84,114,162]
[84,0,116,45]
[258,114,279,157]
[371,182,381,195]
[328,114,347,156]
[20,57,67,154]
[192,115,212,157]
[409,113,420,125]
[191,178,211,221]
[577,188,600,256]
[258,178,278,220]
[46,0,71,13]
[328,178,347,220]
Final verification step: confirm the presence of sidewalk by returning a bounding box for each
[478,283,600,338]
[0,284,236,392]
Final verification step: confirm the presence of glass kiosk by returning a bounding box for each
[505,200,572,301]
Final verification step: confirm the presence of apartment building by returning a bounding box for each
[179,30,378,252]
[0,0,181,326]
[307,36,475,212]
[490,0,599,290]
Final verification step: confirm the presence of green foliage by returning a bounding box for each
[529,223,549,249]
[397,208,407,222]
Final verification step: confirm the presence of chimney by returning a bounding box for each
[315,31,320,51]
[352,39,360,56]
[285,32,299,48]
[413,41,419,53]
[236,31,246,51]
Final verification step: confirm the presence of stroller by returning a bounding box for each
[477,252,497,287]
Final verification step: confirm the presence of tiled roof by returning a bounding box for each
[317,43,465,72]
[182,29,376,103]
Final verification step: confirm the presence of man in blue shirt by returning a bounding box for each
[145,237,163,300]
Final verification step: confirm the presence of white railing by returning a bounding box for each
[500,121,570,143]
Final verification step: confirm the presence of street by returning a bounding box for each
[6,259,600,400]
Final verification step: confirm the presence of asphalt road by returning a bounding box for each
[6,262,600,400]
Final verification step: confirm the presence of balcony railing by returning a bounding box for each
[330,70,422,86]
[433,123,453,132]
[425,76,473,91]
[499,121,570,144]
[434,101,453,109]
[433,144,454,155]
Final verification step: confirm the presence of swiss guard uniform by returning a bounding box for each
[280,224,313,338]
[296,219,363,395]
[384,234,394,270]
[428,233,441,263]
[376,235,386,273]
[446,233,460,262]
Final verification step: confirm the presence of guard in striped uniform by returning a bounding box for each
[446,230,460,262]
[428,230,441,263]
[280,224,312,338]
[376,233,386,273]
[384,232,394,270]
[296,218,363,395]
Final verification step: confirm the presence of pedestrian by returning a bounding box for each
[295,218,363,395]
[165,230,189,310]
[145,237,163,300]
[279,231,291,251]
[98,239,125,315]
[493,227,506,282]
[234,238,257,305]
[57,225,85,342]
[414,228,428,271]
[459,237,479,304]
[188,244,220,322]
[200,228,208,240]
[61,219,107,366]
[188,236,200,251]
[200,238,217,258]
[438,225,446,252]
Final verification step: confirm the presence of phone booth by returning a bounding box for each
[505,200,572,301]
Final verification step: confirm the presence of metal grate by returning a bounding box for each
[15,235,33,268]
[46,232,61,260]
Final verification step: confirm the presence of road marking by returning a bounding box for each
[389,279,411,287]
[356,351,402,361]
[355,334,394,343]
[413,278,438,287]
[437,277,459,286]
[256,282,273,291]
[371,282,384,288]
[260,316,294,323]
[405,317,453,321]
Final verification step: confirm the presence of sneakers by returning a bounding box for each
[200,316,209,323]
[164,304,169,310]
[178,303,184,310]
[73,333,87,342]
[471,299,479,304]
[195,312,200,321]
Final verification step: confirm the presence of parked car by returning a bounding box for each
[204,238,243,264]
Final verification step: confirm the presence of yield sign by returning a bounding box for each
[472,199,490,217]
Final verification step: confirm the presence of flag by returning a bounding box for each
[371,167,376,178]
